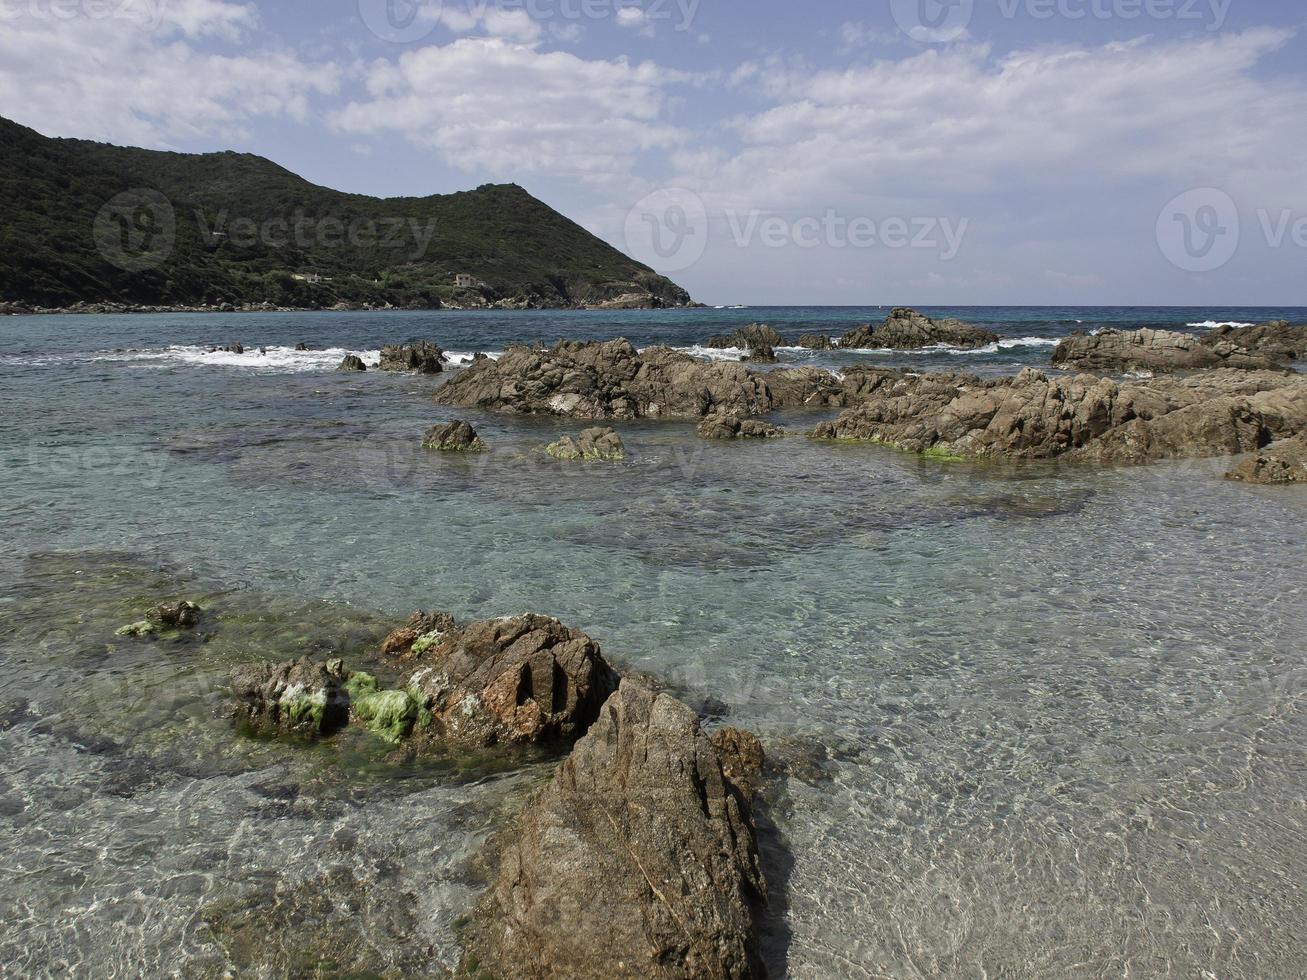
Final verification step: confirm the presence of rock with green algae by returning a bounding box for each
[380,610,458,657]
[545,426,625,461]
[344,671,427,744]
[423,419,488,452]
[115,599,204,638]
[229,657,351,737]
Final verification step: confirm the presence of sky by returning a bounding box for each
[1,0,1305,306]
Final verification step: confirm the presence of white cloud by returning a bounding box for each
[616,7,655,37]
[427,5,543,43]
[699,29,1306,210]
[333,38,687,179]
[0,0,338,145]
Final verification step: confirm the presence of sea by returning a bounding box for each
[2,305,1306,977]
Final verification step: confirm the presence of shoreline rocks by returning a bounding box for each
[1053,328,1279,373]
[336,354,367,372]
[230,657,351,737]
[1226,433,1307,484]
[461,679,766,980]
[423,420,488,452]
[839,307,999,350]
[812,367,1307,464]
[546,426,626,460]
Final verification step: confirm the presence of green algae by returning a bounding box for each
[409,630,444,658]
[279,686,329,731]
[114,620,158,638]
[352,688,421,744]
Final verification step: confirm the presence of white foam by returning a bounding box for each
[668,345,747,362]
[1187,320,1255,330]
[443,350,502,367]
[844,337,1059,356]
[90,345,383,373]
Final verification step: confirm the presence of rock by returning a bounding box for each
[839,308,999,350]
[697,411,784,440]
[223,342,244,355]
[546,426,626,460]
[229,657,351,737]
[462,680,766,980]
[711,727,766,801]
[422,419,488,452]
[1052,328,1279,373]
[1201,320,1307,361]
[147,600,202,629]
[379,341,446,374]
[812,367,1307,464]
[379,610,459,658]
[793,333,834,350]
[1226,433,1307,484]
[433,338,843,421]
[742,344,777,363]
[703,324,784,351]
[337,354,367,372]
[398,614,621,748]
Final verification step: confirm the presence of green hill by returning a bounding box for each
[0,117,692,310]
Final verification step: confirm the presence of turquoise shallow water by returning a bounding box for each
[2,308,1307,977]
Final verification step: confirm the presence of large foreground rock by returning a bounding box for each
[1053,328,1278,373]
[380,342,445,373]
[399,614,620,747]
[1226,433,1307,484]
[812,367,1307,464]
[839,307,998,350]
[432,338,846,420]
[462,680,766,979]
[1201,320,1307,362]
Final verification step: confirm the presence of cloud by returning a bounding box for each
[427,5,543,43]
[697,29,1305,211]
[333,38,687,179]
[0,0,338,145]
[616,7,655,37]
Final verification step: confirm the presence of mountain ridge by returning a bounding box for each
[0,117,693,311]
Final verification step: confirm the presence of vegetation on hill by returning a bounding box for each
[0,116,692,310]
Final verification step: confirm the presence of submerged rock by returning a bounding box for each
[812,367,1307,464]
[399,614,620,748]
[697,411,784,440]
[462,680,766,980]
[432,338,842,420]
[379,341,446,374]
[422,419,488,452]
[1201,320,1307,361]
[545,426,626,460]
[1226,433,1307,484]
[839,307,998,350]
[229,657,351,737]
[116,599,203,637]
[1052,328,1278,373]
[337,354,367,372]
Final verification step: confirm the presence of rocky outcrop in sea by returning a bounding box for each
[546,426,626,460]
[380,342,446,374]
[812,367,1307,464]
[1053,328,1279,373]
[422,420,488,452]
[432,339,849,420]
[839,308,999,350]
[1201,320,1307,362]
[697,411,785,440]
